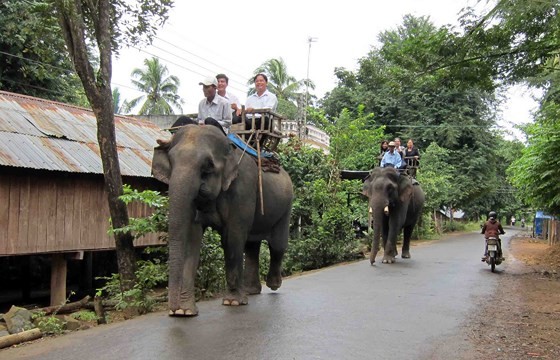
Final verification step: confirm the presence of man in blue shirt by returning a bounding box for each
[380,141,402,169]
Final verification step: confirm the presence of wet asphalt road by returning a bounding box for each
[1,230,519,360]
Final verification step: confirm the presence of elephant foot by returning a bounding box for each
[266,274,282,291]
[222,294,248,306]
[382,255,396,264]
[401,251,411,259]
[168,307,198,317]
[245,284,262,295]
[370,251,378,265]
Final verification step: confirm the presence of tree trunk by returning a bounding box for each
[54,0,137,291]
[91,91,137,292]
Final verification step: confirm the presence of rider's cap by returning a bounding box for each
[199,77,218,87]
[388,141,396,147]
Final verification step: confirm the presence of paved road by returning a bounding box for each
[1,230,520,360]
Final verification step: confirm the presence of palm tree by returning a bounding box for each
[112,87,131,114]
[127,57,183,115]
[250,58,315,102]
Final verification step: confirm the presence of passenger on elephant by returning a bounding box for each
[394,137,406,158]
[216,73,243,124]
[481,211,505,261]
[378,140,389,166]
[244,73,278,132]
[380,141,402,169]
[197,77,232,134]
[403,139,420,177]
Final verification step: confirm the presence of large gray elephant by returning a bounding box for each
[362,167,425,264]
[152,125,293,316]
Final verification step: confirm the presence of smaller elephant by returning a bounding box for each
[362,167,425,264]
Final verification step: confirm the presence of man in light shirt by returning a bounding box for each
[216,73,242,123]
[380,141,403,169]
[244,73,278,131]
[197,77,232,134]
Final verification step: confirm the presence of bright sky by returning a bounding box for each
[111,0,538,136]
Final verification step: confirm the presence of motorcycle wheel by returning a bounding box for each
[490,256,496,272]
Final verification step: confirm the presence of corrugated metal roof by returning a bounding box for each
[0,91,170,177]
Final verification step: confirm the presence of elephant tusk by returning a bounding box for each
[369,207,373,213]
[384,206,389,215]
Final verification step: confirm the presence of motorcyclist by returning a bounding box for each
[481,211,505,261]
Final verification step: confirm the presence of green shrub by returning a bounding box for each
[196,229,225,300]
[32,310,65,335]
[96,250,168,314]
[71,310,98,322]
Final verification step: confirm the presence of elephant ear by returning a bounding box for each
[362,173,372,196]
[152,139,172,184]
[398,175,413,203]
[361,168,380,196]
[222,143,239,191]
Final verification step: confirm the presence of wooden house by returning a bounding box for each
[0,91,170,305]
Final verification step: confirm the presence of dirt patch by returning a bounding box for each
[468,236,560,359]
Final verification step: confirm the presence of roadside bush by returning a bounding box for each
[32,310,66,335]
[196,230,225,300]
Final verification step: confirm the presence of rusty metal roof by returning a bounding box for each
[0,91,170,177]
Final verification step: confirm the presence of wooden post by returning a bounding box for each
[50,253,67,306]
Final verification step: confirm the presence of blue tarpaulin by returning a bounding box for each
[535,211,554,236]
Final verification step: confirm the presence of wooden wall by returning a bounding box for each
[0,171,165,256]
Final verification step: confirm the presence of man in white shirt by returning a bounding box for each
[197,77,232,134]
[216,74,241,113]
[244,73,278,131]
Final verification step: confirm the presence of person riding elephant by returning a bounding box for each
[362,167,425,264]
[152,125,293,316]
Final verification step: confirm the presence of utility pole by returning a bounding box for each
[303,36,318,139]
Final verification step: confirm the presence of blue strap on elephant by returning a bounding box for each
[227,133,274,159]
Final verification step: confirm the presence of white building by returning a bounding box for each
[281,120,330,153]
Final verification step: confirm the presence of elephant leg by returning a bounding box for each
[169,224,203,317]
[402,225,414,258]
[382,221,399,264]
[222,232,248,306]
[266,215,289,290]
[244,240,262,295]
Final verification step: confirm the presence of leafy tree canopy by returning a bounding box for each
[127,57,183,115]
[0,0,86,104]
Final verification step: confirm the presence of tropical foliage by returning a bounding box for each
[251,58,315,120]
[127,57,183,115]
[0,0,86,105]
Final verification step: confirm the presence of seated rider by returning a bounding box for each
[481,211,505,261]
[380,141,402,169]
[245,73,278,131]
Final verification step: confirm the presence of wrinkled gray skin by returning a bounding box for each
[362,167,425,264]
[152,125,293,316]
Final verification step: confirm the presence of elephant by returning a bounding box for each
[152,124,293,316]
[362,167,425,264]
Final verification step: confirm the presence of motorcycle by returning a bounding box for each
[485,237,503,272]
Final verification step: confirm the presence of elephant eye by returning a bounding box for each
[201,159,215,177]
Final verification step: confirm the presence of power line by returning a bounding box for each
[153,36,249,87]
[138,44,247,95]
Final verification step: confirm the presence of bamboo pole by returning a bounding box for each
[256,132,264,215]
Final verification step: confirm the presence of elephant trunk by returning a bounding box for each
[370,204,385,264]
[167,173,202,311]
